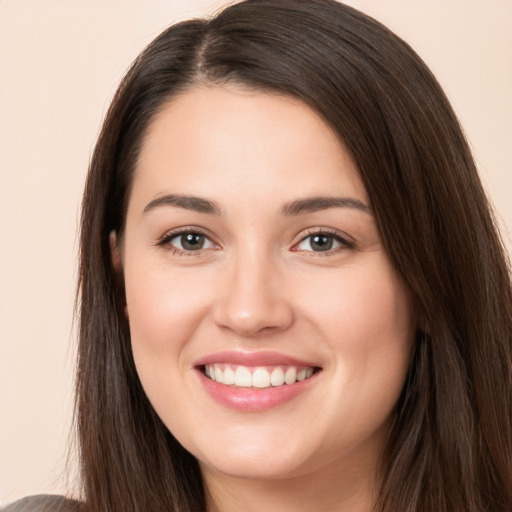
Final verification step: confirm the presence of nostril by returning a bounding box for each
[212,300,295,336]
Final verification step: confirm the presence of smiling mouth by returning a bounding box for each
[202,364,320,389]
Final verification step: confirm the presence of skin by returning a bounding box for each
[113,85,416,512]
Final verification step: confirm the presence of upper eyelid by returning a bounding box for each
[157,226,218,245]
[294,227,354,245]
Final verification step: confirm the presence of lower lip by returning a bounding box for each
[196,369,319,412]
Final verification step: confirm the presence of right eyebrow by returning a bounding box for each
[142,194,222,216]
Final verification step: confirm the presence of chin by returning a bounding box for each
[179,423,312,480]
[198,448,311,481]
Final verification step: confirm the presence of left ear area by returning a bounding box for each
[109,230,129,319]
[109,230,122,272]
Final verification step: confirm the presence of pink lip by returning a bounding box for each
[196,370,319,412]
[194,350,318,368]
[193,350,321,412]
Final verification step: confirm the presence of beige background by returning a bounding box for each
[0,0,510,505]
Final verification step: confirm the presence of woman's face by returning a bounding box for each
[117,86,415,482]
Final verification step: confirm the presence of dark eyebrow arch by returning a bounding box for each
[143,194,221,215]
[282,196,372,216]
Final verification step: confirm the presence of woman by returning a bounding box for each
[5,0,511,511]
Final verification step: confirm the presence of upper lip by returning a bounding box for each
[194,350,320,368]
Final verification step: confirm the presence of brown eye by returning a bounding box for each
[295,232,351,253]
[180,233,205,250]
[168,232,214,251]
[309,234,333,251]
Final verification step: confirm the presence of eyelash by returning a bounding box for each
[157,227,217,257]
[292,228,355,257]
[156,227,355,257]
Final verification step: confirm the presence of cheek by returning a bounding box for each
[122,262,216,427]
[125,262,208,343]
[312,255,412,346]
[123,259,216,392]
[299,257,414,396]
[301,262,413,444]
[342,273,412,352]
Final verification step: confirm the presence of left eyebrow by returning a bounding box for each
[281,196,372,216]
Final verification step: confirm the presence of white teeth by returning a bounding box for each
[284,367,297,385]
[214,366,224,384]
[204,364,316,388]
[252,368,271,388]
[223,366,235,385]
[234,366,252,387]
[270,367,285,386]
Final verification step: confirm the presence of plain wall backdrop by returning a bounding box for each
[1,0,511,505]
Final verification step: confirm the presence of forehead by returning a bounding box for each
[130,85,368,209]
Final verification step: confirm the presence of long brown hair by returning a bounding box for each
[77,1,512,510]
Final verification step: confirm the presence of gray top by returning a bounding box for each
[1,495,85,512]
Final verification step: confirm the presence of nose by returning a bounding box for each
[212,251,295,337]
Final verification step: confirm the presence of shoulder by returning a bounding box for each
[1,495,86,512]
